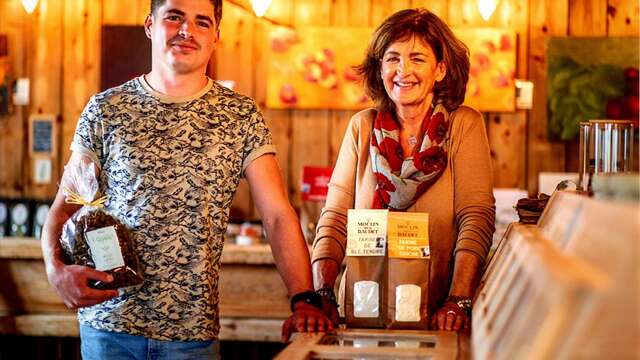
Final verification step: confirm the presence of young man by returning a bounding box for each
[41,0,331,358]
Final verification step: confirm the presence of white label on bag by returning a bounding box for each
[354,280,379,317]
[347,209,388,257]
[395,284,421,322]
[85,226,125,271]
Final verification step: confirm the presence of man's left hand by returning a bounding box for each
[281,302,334,342]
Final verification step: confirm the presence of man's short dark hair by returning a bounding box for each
[150,0,222,27]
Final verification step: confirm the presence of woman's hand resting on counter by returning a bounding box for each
[430,301,470,331]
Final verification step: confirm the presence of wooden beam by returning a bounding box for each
[607,0,640,35]
[527,0,569,194]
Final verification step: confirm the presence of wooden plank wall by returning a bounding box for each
[0,0,638,220]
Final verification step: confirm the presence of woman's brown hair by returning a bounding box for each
[356,8,470,113]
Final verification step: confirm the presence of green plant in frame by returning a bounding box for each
[546,37,639,141]
[547,57,625,140]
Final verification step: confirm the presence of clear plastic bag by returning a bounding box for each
[60,161,143,290]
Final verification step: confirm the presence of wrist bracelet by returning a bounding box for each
[446,295,472,316]
[316,288,337,306]
[290,290,323,312]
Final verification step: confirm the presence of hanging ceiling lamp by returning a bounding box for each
[477,0,498,21]
[21,0,39,14]
[250,0,272,18]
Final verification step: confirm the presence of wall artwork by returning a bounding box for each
[266,26,516,112]
[547,37,639,140]
[458,28,516,112]
[267,26,373,110]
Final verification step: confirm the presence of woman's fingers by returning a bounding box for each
[452,312,465,331]
[444,310,456,330]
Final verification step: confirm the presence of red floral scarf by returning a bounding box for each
[370,102,450,210]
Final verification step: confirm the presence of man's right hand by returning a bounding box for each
[47,263,119,309]
[320,297,340,326]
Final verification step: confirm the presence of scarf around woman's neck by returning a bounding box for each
[370,101,451,210]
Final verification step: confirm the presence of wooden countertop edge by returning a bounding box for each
[0,313,286,342]
[0,238,297,265]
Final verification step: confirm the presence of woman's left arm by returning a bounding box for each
[432,109,496,331]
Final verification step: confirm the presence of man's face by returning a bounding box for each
[145,0,219,75]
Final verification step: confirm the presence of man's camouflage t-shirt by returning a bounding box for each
[71,76,275,341]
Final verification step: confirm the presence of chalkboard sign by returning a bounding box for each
[29,114,57,157]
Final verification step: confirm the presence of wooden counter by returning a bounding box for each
[276,329,464,360]
[0,239,290,341]
[472,191,639,360]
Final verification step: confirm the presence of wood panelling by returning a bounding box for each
[332,0,371,26]
[527,0,569,194]
[607,0,640,36]
[569,0,608,35]
[0,0,26,198]
[102,0,147,26]
[371,0,412,25]
[61,0,101,170]
[565,0,608,172]
[411,0,448,20]
[25,0,63,200]
[290,0,331,213]
[217,3,257,219]
[0,0,638,212]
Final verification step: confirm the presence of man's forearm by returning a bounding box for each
[42,211,69,274]
[41,193,80,275]
[265,209,313,296]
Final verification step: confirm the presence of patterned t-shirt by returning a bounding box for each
[70,76,275,341]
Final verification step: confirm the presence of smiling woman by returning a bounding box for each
[311,8,495,333]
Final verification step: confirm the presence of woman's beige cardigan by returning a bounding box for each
[311,106,496,309]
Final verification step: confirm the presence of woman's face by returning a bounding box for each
[380,36,446,109]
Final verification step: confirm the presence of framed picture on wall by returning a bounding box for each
[28,114,57,157]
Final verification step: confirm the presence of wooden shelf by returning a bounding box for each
[0,313,285,341]
[0,238,42,259]
[0,237,289,265]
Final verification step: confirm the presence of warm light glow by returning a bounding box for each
[477,0,498,21]
[251,0,272,17]
[21,0,38,14]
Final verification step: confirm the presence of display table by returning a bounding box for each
[0,240,289,341]
[275,329,464,360]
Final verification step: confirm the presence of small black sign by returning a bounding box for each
[33,120,52,153]
[29,114,56,157]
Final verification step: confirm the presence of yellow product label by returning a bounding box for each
[387,212,429,259]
